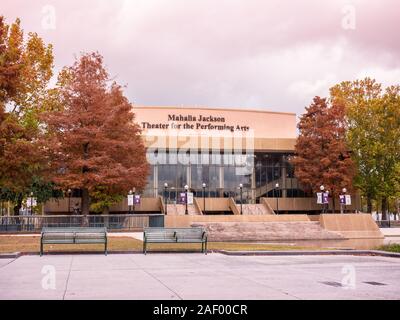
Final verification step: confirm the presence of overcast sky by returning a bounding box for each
[2,0,400,116]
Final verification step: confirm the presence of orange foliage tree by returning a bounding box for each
[42,53,149,215]
[291,96,355,211]
[0,16,54,214]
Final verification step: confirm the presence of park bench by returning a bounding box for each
[143,227,207,254]
[40,227,108,256]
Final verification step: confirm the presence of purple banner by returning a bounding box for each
[179,192,186,204]
[134,195,141,205]
[323,192,329,204]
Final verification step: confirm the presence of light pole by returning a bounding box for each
[326,190,330,213]
[320,185,325,213]
[341,188,347,214]
[132,188,136,214]
[275,183,280,215]
[128,190,133,214]
[184,185,189,215]
[202,183,206,214]
[67,189,72,215]
[164,183,168,215]
[239,183,243,215]
[30,192,34,215]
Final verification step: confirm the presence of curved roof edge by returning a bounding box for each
[133,105,297,117]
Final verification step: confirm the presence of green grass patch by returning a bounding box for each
[378,244,400,253]
[0,235,326,253]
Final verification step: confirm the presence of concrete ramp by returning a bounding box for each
[193,221,345,242]
[319,214,383,239]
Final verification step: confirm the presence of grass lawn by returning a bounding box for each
[0,235,320,254]
[378,244,400,253]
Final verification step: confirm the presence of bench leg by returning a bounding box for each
[40,240,43,257]
[105,239,108,256]
[143,241,147,255]
[205,240,207,255]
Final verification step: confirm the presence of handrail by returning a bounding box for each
[260,198,276,215]
[193,197,203,215]
[228,198,240,215]
[159,196,166,215]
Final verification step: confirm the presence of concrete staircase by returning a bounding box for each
[240,204,273,215]
[166,204,201,215]
[193,221,345,242]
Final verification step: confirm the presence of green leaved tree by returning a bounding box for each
[330,78,400,218]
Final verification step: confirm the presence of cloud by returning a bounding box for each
[2,0,400,116]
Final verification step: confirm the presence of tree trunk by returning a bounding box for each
[102,206,109,229]
[332,196,336,214]
[81,188,90,216]
[367,195,372,214]
[13,194,23,216]
[381,196,388,221]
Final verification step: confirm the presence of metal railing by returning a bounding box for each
[0,214,164,233]
[375,219,400,228]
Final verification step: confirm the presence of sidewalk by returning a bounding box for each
[107,232,143,241]
[380,228,400,244]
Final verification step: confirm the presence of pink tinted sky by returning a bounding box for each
[2,0,400,115]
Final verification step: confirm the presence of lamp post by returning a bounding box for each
[239,184,243,215]
[128,190,133,214]
[164,183,168,215]
[341,188,347,214]
[184,185,189,215]
[275,183,280,215]
[202,183,206,213]
[30,192,34,215]
[0,189,2,217]
[67,189,72,215]
[326,190,330,213]
[132,188,136,214]
[320,185,325,213]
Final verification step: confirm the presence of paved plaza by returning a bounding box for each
[0,253,399,300]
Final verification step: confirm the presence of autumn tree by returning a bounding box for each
[292,96,355,211]
[43,52,149,216]
[330,78,400,218]
[0,16,54,214]
[330,78,381,213]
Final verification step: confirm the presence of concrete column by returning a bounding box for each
[187,165,191,188]
[153,165,158,197]
[281,157,287,198]
[219,166,224,189]
[218,166,224,198]
[251,166,256,204]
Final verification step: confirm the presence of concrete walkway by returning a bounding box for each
[381,228,400,245]
[0,253,399,300]
[107,232,143,241]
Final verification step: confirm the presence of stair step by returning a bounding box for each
[166,204,201,215]
[192,221,345,241]
[239,204,274,215]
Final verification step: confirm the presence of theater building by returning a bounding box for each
[42,105,359,215]
[136,106,304,203]
[38,106,377,244]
